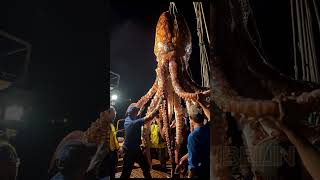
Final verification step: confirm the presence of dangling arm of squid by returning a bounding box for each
[143,96,164,123]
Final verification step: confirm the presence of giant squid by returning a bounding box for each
[134,10,211,175]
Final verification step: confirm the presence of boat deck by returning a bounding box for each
[115,159,172,178]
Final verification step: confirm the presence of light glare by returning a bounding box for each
[111,94,118,101]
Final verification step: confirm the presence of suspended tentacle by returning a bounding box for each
[167,81,175,123]
[142,91,161,169]
[157,64,174,163]
[158,102,166,140]
[212,57,279,117]
[162,100,173,163]
[136,80,158,108]
[174,93,184,146]
[169,59,201,101]
[212,56,320,118]
[146,91,161,115]
[245,52,320,96]
[142,91,161,151]
[182,59,211,93]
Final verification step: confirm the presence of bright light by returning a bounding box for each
[111,94,118,101]
[4,105,24,121]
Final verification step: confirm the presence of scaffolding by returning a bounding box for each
[0,30,31,90]
[110,71,120,91]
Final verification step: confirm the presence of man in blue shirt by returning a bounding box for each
[187,104,210,178]
[120,98,162,179]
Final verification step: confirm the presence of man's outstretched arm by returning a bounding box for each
[143,96,163,124]
[277,99,320,180]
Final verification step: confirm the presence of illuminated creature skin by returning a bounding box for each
[135,11,210,172]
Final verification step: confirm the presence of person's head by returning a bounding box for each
[126,103,140,119]
[55,140,96,179]
[99,107,116,124]
[188,104,205,126]
[0,142,20,180]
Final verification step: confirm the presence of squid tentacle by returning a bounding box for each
[212,57,320,118]
[169,60,200,101]
[182,61,211,92]
[142,92,161,146]
[174,93,184,146]
[158,64,174,163]
[162,100,173,163]
[136,80,158,109]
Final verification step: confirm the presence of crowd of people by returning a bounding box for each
[1,97,320,179]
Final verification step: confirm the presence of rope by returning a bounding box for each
[169,2,178,15]
[312,0,320,37]
[193,2,210,87]
[300,0,309,81]
[200,3,210,45]
[296,0,306,80]
[239,0,270,66]
[291,0,298,79]
[305,0,315,82]
[290,0,319,82]
[310,0,320,82]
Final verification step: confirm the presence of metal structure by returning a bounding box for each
[0,30,32,139]
[110,71,120,105]
[110,71,120,91]
[0,30,32,90]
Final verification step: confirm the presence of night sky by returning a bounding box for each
[1,0,107,178]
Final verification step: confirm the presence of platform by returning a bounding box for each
[115,159,172,178]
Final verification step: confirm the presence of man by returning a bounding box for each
[182,104,210,178]
[0,141,20,180]
[149,118,167,171]
[120,97,162,178]
[51,140,97,180]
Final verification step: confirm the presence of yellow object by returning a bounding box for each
[150,124,166,148]
[151,124,159,145]
[109,123,120,151]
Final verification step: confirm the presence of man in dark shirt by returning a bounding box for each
[187,104,210,178]
[120,98,162,178]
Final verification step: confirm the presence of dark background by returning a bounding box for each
[250,0,320,77]
[1,0,107,179]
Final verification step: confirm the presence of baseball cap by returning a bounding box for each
[126,103,140,116]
